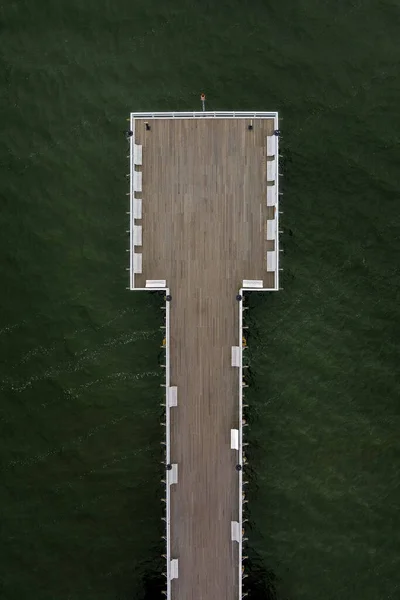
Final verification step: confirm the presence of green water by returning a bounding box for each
[1,1,400,598]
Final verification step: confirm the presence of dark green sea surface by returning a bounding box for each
[1,1,400,598]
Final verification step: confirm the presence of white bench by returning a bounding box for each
[133,253,142,273]
[267,160,276,182]
[133,198,142,219]
[267,250,276,272]
[133,170,142,192]
[231,346,240,367]
[242,279,263,288]
[168,464,178,485]
[231,521,240,542]
[133,224,142,246]
[168,386,178,407]
[145,280,166,288]
[231,429,239,449]
[133,144,142,166]
[170,559,179,580]
[267,219,276,241]
[267,184,276,206]
[267,135,276,157]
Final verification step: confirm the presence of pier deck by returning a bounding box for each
[129,113,279,600]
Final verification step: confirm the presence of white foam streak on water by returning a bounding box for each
[0,330,159,393]
[0,370,160,424]
[3,445,154,519]
[54,444,154,495]
[0,292,84,338]
[1,298,156,342]
[8,307,137,370]
[0,321,27,335]
[16,342,58,366]
[3,415,128,471]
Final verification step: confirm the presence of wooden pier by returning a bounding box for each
[128,112,279,600]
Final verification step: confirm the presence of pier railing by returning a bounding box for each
[165,291,172,598]
[131,111,278,120]
[238,295,244,600]
[129,114,134,289]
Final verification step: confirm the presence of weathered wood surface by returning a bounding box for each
[135,117,274,600]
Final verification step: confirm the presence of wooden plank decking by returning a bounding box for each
[134,117,275,600]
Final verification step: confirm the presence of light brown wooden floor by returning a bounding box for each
[134,118,274,600]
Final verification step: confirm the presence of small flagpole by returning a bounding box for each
[200,93,206,111]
